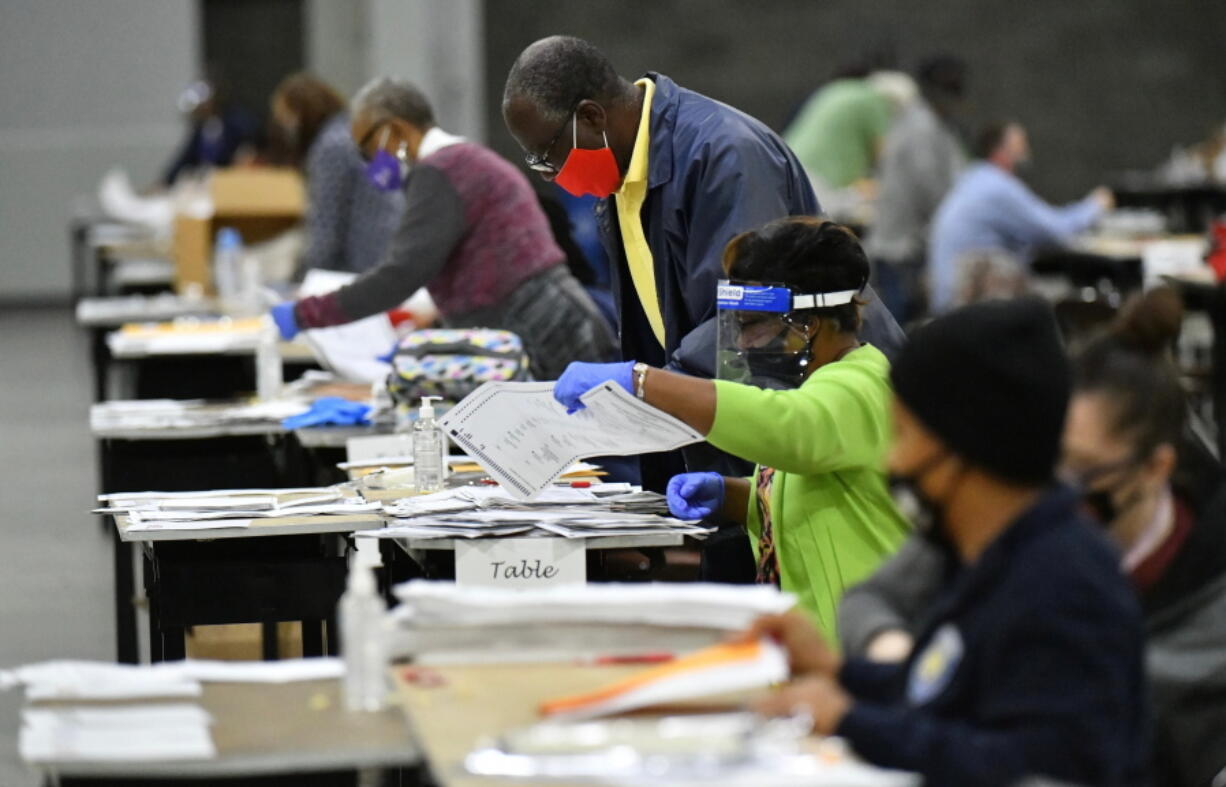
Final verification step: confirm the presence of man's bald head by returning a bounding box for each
[502,36,631,124]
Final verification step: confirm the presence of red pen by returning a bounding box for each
[569,481,592,488]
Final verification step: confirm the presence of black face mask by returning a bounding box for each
[890,451,959,555]
[1081,476,1145,528]
[1068,458,1145,528]
[736,322,818,389]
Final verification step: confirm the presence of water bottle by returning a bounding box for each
[237,252,263,316]
[412,396,445,494]
[212,227,242,301]
[340,552,388,712]
[256,319,282,401]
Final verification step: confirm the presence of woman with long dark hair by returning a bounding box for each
[270,72,403,274]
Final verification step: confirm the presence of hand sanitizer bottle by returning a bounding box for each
[340,550,388,712]
[413,396,445,494]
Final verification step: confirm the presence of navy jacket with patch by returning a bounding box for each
[836,486,1149,786]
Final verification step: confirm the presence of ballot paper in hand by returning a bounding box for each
[538,638,788,721]
[441,382,703,500]
[297,270,397,383]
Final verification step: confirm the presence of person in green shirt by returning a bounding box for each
[784,77,894,192]
[553,217,910,642]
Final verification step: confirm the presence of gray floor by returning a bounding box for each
[0,307,113,786]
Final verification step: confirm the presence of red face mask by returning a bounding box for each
[554,122,622,199]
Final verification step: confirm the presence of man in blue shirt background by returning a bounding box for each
[928,122,1115,313]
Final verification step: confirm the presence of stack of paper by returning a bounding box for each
[21,704,216,763]
[91,398,309,434]
[10,658,345,765]
[539,638,788,720]
[393,581,796,630]
[107,316,269,356]
[366,485,706,540]
[1,658,344,699]
[96,487,378,532]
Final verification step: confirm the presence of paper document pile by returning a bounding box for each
[366,484,707,540]
[394,581,796,630]
[91,399,309,435]
[10,658,345,765]
[539,638,788,720]
[1,658,344,701]
[96,487,379,532]
[107,316,269,356]
[21,704,216,763]
[388,581,796,662]
[440,381,703,500]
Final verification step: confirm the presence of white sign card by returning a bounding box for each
[455,537,586,588]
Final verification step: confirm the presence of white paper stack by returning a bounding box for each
[95,487,378,532]
[394,581,796,630]
[90,398,310,434]
[21,704,216,763]
[367,485,707,541]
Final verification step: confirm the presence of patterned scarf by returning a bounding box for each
[754,466,780,586]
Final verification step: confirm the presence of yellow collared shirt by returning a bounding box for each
[614,78,666,349]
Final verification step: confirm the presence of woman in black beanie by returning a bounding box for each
[744,296,1149,787]
[839,288,1226,786]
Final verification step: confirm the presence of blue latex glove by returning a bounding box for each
[553,361,636,414]
[271,302,300,341]
[666,472,725,520]
[282,397,371,429]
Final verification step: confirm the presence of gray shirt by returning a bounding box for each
[865,99,966,264]
[300,113,405,275]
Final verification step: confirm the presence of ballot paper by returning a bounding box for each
[369,485,703,540]
[393,581,797,630]
[538,638,788,720]
[1,658,345,703]
[297,270,398,383]
[91,398,310,435]
[441,381,703,500]
[21,704,216,763]
[0,661,202,701]
[125,517,254,533]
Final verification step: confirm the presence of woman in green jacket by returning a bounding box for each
[553,217,910,642]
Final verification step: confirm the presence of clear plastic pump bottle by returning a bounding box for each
[412,396,446,494]
[340,551,388,712]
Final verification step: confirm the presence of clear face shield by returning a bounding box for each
[715,280,860,389]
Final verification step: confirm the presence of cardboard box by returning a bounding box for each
[173,168,305,294]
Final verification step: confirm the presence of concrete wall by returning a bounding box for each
[0,0,197,300]
[368,0,486,140]
[482,0,1226,201]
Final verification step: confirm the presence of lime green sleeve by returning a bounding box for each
[707,358,892,475]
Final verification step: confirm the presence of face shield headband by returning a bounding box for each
[715,279,861,389]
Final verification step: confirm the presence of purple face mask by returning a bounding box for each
[365,128,407,192]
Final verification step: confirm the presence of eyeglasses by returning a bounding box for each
[524,113,574,174]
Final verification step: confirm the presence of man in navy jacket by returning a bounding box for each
[751,298,1148,786]
[502,39,905,577]
[502,36,902,378]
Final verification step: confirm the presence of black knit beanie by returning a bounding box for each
[890,297,1071,485]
